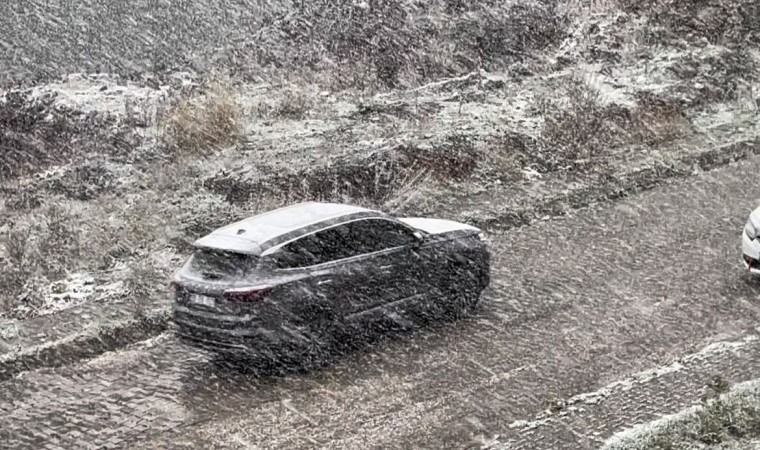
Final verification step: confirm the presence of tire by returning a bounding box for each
[443,262,487,320]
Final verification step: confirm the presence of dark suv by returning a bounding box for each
[172,202,490,358]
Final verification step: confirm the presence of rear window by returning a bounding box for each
[188,248,259,278]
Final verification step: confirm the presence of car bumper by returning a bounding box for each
[741,230,760,274]
[172,305,310,355]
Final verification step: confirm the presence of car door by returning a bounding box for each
[271,219,423,322]
[341,218,426,314]
[270,224,369,322]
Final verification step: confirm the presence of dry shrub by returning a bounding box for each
[397,134,480,181]
[123,261,168,304]
[3,225,29,266]
[668,48,758,109]
[514,81,689,173]
[0,207,81,315]
[204,134,479,206]
[446,2,566,66]
[629,92,689,145]
[254,89,313,120]
[270,0,417,88]
[0,226,33,312]
[161,72,245,157]
[484,132,542,182]
[252,0,567,88]
[618,0,760,45]
[34,204,84,279]
[537,84,621,171]
[0,201,114,315]
[0,91,133,182]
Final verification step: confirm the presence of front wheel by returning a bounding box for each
[440,264,487,321]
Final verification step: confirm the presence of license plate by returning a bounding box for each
[188,293,216,307]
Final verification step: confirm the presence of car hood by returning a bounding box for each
[399,217,480,235]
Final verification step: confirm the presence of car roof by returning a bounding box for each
[192,201,387,255]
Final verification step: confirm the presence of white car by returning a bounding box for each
[742,206,760,274]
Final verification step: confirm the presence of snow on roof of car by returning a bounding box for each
[192,202,383,255]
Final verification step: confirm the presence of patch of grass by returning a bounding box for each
[603,378,760,450]
[204,133,479,207]
[617,0,760,46]
[0,91,133,182]
[690,393,760,445]
[160,72,245,157]
[254,89,313,120]
[252,0,567,89]
[668,47,758,109]
[521,80,689,174]
[122,261,169,306]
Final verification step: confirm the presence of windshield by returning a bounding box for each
[187,248,259,279]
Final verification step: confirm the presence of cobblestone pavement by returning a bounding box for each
[2,157,760,449]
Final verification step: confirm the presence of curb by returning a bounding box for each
[0,138,757,379]
[467,139,760,230]
[0,309,170,382]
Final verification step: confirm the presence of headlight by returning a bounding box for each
[746,220,757,239]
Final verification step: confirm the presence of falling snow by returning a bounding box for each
[1,0,760,449]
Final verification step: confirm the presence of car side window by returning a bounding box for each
[346,219,417,253]
[273,219,416,269]
[275,226,347,269]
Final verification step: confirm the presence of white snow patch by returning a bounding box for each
[10,271,127,319]
[521,167,543,180]
[602,378,760,450]
[85,332,171,369]
[21,73,173,119]
[37,273,96,316]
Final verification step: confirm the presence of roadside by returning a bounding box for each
[1,135,758,380]
[2,0,760,382]
[602,377,760,450]
[3,153,760,449]
[492,335,760,450]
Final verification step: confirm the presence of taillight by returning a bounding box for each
[223,285,273,302]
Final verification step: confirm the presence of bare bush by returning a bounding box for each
[0,226,33,311]
[536,84,621,171]
[618,0,760,45]
[161,73,245,157]
[629,92,689,145]
[668,47,758,108]
[123,261,168,305]
[525,81,689,173]
[0,91,133,182]
[254,89,313,120]
[204,133,479,207]
[252,0,567,88]
[35,204,83,280]
[4,225,29,266]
